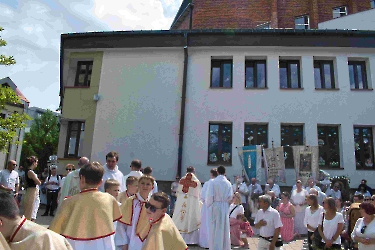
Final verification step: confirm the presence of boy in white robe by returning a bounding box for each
[49,162,122,250]
[0,192,72,250]
[105,179,122,249]
[118,175,154,250]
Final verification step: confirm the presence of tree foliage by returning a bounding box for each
[0,26,30,152]
[21,110,59,171]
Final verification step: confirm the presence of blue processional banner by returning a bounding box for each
[237,145,262,182]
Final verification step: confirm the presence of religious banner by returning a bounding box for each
[236,145,262,182]
[263,147,286,183]
[292,146,319,185]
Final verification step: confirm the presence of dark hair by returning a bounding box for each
[126,176,139,187]
[362,179,367,184]
[354,193,364,201]
[217,165,226,175]
[152,192,170,209]
[281,191,290,199]
[186,166,195,173]
[104,179,120,191]
[79,162,104,185]
[0,193,19,219]
[26,156,38,167]
[360,202,375,215]
[131,159,142,170]
[358,184,367,191]
[324,197,336,212]
[308,194,319,209]
[210,168,218,177]
[106,151,119,162]
[143,166,152,175]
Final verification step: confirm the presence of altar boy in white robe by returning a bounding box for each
[206,165,233,250]
[172,166,202,244]
[199,168,218,249]
[118,175,154,250]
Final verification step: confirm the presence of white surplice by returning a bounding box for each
[199,179,213,248]
[128,193,148,250]
[67,236,114,250]
[172,173,202,244]
[206,175,233,250]
[98,164,125,192]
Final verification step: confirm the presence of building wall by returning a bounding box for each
[181,46,375,187]
[173,0,373,30]
[56,51,103,174]
[319,8,375,30]
[89,48,184,181]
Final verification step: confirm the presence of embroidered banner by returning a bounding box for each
[237,145,262,182]
[292,146,319,185]
[263,147,286,183]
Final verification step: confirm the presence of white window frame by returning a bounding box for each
[295,15,309,29]
[333,6,347,19]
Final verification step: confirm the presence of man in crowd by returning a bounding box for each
[325,182,342,199]
[305,177,321,193]
[265,179,280,197]
[42,165,61,216]
[248,177,263,218]
[172,166,201,244]
[123,159,143,190]
[0,160,19,199]
[98,151,125,192]
[143,166,158,195]
[206,165,233,250]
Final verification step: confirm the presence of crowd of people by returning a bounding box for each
[1,153,375,250]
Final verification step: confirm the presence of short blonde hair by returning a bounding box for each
[126,176,139,187]
[104,179,120,191]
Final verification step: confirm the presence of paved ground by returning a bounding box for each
[34,204,308,250]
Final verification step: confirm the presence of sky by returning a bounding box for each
[0,0,183,111]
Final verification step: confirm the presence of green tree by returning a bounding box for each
[21,111,59,172]
[0,26,30,152]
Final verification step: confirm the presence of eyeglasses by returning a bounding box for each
[12,164,17,166]
[365,199,371,201]
[145,202,163,213]
[66,168,73,171]
[361,225,367,234]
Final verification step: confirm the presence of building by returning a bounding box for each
[25,107,60,133]
[171,0,375,30]
[319,8,375,30]
[0,77,29,169]
[57,29,375,188]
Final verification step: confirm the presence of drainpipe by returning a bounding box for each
[189,3,194,31]
[177,33,189,178]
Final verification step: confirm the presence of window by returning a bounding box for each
[372,0,375,9]
[65,121,85,158]
[280,60,301,89]
[74,61,93,87]
[281,125,304,168]
[317,126,340,168]
[208,123,232,165]
[245,61,267,88]
[211,60,233,88]
[244,124,268,147]
[314,61,335,89]
[256,22,271,29]
[295,15,309,29]
[349,61,368,89]
[354,127,374,169]
[333,6,347,18]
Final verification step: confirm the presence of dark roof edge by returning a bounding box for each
[170,3,191,29]
[61,28,375,38]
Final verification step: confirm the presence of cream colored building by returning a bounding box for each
[57,30,375,187]
[0,77,29,169]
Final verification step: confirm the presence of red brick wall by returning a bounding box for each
[172,0,372,30]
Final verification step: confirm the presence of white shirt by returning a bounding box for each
[0,169,19,192]
[255,206,283,238]
[325,189,341,200]
[304,206,324,232]
[46,175,60,190]
[351,217,375,250]
[318,212,344,245]
[150,180,158,195]
[232,182,248,203]
[248,183,263,195]
[229,203,245,219]
[123,170,143,191]
[265,183,280,197]
[99,164,125,192]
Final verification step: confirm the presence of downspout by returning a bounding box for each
[177,32,189,178]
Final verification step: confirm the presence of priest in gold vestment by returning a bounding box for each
[172,166,202,244]
[0,193,72,250]
[141,192,187,250]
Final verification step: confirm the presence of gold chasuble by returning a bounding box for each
[141,213,188,250]
[8,217,72,250]
[118,190,133,204]
[49,188,122,240]
[119,195,151,242]
[0,233,10,250]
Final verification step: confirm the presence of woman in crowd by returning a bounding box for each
[317,197,344,249]
[291,179,308,236]
[351,202,375,250]
[57,164,75,205]
[229,192,245,247]
[304,194,324,250]
[23,156,41,221]
[277,191,295,242]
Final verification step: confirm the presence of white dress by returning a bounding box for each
[291,189,308,234]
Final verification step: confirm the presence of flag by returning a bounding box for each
[292,146,319,185]
[237,145,262,182]
[263,147,286,183]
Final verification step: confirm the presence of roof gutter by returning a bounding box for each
[177,32,189,178]
[59,36,64,112]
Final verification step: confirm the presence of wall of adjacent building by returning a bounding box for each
[319,8,375,30]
